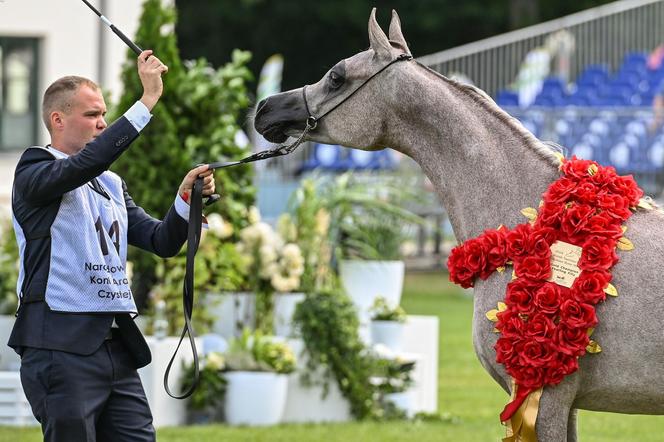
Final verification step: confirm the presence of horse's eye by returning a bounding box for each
[328,71,345,88]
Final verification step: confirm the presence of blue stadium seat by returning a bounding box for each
[300,143,349,172]
[201,334,228,355]
[347,149,397,170]
[496,90,519,107]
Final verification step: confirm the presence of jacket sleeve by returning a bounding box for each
[124,180,188,258]
[14,117,138,206]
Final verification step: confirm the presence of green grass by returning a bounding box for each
[5,272,664,441]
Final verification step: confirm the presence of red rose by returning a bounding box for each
[597,193,631,219]
[579,236,618,271]
[543,177,577,204]
[510,365,545,389]
[561,157,596,179]
[533,283,562,314]
[505,279,539,314]
[518,339,555,367]
[514,255,551,281]
[481,229,507,275]
[560,203,595,241]
[448,247,475,288]
[505,223,533,260]
[529,227,556,258]
[553,324,589,356]
[586,211,623,240]
[525,312,556,342]
[464,239,487,274]
[609,175,643,206]
[559,299,598,329]
[495,337,519,365]
[535,202,565,229]
[571,270,610,304]
[571,180,598,204]
[544,355,578,385]
[589,164,617,187]
[496,308,527,340]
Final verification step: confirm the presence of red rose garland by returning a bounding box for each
[447,157,643,424]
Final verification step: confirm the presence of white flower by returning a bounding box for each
[207,213,225,238]
[240,224,260,246]
[248,206,261,224]
[259,244,278,265]
[270,273,291,292]
[206,352,225,370]
[282,243,301,260]
[255,222,277,246]
[260,262,280,279]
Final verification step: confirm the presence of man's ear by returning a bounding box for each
[50,111,64,131]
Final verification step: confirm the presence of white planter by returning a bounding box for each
[273,293,305,338]
[0,315,19,371]
[339,260,405,321]
[207,292,256,339]
[371,320,406,351]
[385,391,416,418]
[224,371,288,426]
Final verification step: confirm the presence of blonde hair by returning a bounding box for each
[42,76,99,132]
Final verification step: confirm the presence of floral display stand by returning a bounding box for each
[339,260,405,339]
[138,336,200,428]
[281,315,438,423]
[225,371,289,425]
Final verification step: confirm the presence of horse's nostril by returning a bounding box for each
[256,98,269,114]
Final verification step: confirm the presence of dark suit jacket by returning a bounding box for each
[9,116,188,368]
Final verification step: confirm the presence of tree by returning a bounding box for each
[111,0,255,307]
[175,0,614,91]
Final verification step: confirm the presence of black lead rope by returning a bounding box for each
[163,126,314,399]
[163,178,203,399]
[165,52,414,399]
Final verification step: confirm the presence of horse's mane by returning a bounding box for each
[419,64,562,169]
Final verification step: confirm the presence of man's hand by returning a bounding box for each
[179,164,216,204]
[137,50,168,111]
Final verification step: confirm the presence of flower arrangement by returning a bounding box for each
[181,351,227,412]
[369,297,407,323]
[279,179,334,293]
[236,207,304,333]
[369,344,416,395]
[149,210,247,336]
[223,328,296,374]
[446,156,643,426]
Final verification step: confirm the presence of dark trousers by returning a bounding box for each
[19,337,155,442]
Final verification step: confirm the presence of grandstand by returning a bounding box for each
[419,0,664,196]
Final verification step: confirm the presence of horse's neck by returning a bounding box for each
[392,69,561,241]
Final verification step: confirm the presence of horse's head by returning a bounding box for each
[254,8,412,150]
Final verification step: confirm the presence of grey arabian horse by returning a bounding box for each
[255,9,664,441]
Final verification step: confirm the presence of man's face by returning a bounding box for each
[60,85,107,153]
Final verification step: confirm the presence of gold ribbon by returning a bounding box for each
[503,381,543,442]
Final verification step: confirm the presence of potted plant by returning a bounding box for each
[369,297,408,351]
[234,207,305,336]
[223,329,296,426]
[370,347,417,418]
[181,351,227,424]
[306,173,422,324]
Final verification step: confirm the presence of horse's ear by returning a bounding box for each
[368,8,391,58]
[389,10,410,54]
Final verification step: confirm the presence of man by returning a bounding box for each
[10,50,215,441]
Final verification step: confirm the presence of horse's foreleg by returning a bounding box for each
[535,387,576,442]
[567,408,578,442]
